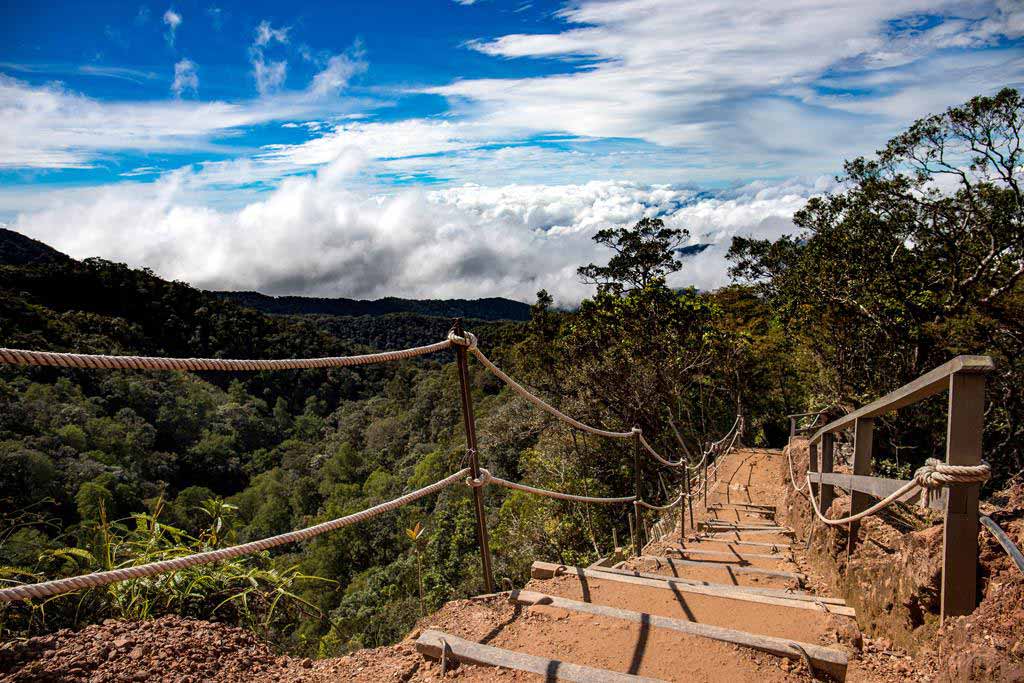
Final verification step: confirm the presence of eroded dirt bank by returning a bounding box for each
[782,438,1024,681]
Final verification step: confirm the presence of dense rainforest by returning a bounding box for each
[0,89,1021,657]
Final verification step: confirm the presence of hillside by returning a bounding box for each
[215,290,531,321]
[0,228,71,266]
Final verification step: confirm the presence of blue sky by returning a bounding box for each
[2,0,1023,302]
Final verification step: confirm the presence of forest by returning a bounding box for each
[0,88,1021,657]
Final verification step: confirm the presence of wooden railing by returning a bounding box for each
[787,409,830,440]
[804,355,994,621]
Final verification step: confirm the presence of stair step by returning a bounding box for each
[700,528,796,538]
[678,539,793,550]
[637,555,807,583]
[709,502,776,511]
[701,522,793,533]
[510,591,848,682]
[666,547,789,561]
[532,562,854,617]
[588,564,848,605]
[415,629,666,683]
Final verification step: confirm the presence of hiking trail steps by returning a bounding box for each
[414,447,861,682]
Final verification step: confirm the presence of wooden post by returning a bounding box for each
[808,440,819,501]
[941,371,984,620]
[790,417,797,438]
[819,432,836,514]
[451,319,495,593]
[847,418,874,556]
[612,526,618,551]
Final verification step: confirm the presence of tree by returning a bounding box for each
[727,87,1024,480]
[577,218,687,294]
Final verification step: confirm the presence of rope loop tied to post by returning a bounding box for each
[447,330,478,350]
[466,467,493,489]
[804,458,991,526]
[914,458,991,489]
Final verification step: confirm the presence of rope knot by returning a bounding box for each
[913,458,991,490]
[447,330,478,350]
[631,426,642,435]
[466,467,492,489]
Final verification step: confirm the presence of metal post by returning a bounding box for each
[451,319,494,593]
[628,511,636,553]
[819,432,836,513]
[679,482,686,538]
[848,418,874,556]
[808,440,819,501]
[633,433,643,551]
[941,371,984,620]
[684,464,695,531]
[702,454,708,510]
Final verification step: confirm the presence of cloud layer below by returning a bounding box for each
[11,157,825,303]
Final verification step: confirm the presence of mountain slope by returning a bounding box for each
[214,291,531,321]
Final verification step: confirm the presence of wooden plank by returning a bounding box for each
[942,372,984,621]
[637,555,807,583]
[415,630,666,683]
[848,418,874,554]
[510,591,849,682]
[667,547,788,561]
[588,564,848,605]
[530,562,853,617]
[709,502,776,511]
[809,355,993,444]
[812,472,947,511]
[700,528,795,538]
[701,523,794,533]
[679,539,792,550]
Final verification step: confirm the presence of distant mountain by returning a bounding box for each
[214,291,532,322]
[0,228,71,266]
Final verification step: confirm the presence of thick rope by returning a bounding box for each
[804,459,990,526]
[468,467,635,504]
[0,340,452,372]
[450,332,635,440]
[636,492,685,511]
[0,468,469,602]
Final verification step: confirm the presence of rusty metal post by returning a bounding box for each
[702,452,708,510]
[628,509,636,553]
[941,371,985,620]
[847,418,874,556]
[633,433,643,550]
[451,319,494,593]
[684,463,695,531]
[679,481,686,538]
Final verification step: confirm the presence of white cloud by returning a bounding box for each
[254,20,290,47]
[10,161,824,303]
[426,0,1024,176]
[171,59,198,97]
[252,54,287,95]
[0,67,366,169]
[163,9,182,46]
[308,54,364,97]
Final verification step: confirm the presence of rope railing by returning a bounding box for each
[1,327,745,602]
[468,468,636,505]
[449,331,636,440]
[0,468,471,603]
[803,459,991,526]
[0,340,452,371]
